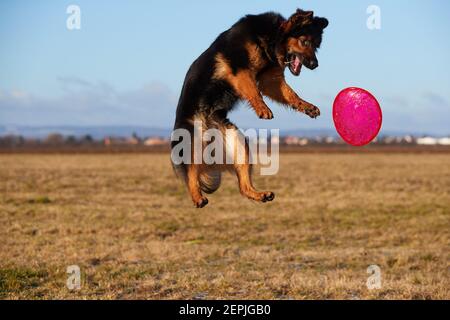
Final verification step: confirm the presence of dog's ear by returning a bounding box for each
[314,17,329,30]
[301,10,314,20]
[281,9,314,34]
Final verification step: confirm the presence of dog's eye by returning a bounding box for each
[301,40,311,47]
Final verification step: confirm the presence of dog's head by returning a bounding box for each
[279,9,328,76]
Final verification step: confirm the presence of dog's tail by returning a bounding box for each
[171,162,222,195]
[171,115,225,195]
[198,169,222,194]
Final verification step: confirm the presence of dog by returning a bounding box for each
[171,9,328,208]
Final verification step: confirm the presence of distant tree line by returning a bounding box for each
[0,133,449,148]
[0,133,98,147]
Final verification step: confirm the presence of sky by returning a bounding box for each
[0,0,449,134]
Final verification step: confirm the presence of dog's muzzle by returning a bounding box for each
[304,58,318,70]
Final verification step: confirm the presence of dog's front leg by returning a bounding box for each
[227,70,273,119]
[258,68,320,118]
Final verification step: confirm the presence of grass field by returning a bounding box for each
[0,153,449,299]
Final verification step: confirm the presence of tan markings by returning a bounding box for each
[232,138,275,202]
[229,70,259,100]
[229,70,273,119]
[186,164,205,206]
[212,53,272,119]
[275,49,287,67]
[286,37,310,55]
[257,67,312,112]
[257,37,272,62]
[244,42,267,71]
[212,53,233,80]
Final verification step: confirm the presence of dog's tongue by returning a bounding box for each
[291,55,302,74]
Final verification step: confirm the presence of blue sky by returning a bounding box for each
[0,0,449,134]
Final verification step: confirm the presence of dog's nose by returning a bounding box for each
[309,60,318,70]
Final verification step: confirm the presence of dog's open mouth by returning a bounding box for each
[287,53,302,76]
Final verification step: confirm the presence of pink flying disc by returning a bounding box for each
[333,87,382,146]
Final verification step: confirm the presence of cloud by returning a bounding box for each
[57,76,93,90]
[379,92,450,135]
[383,96,410,108]
[0,78,177,126]
[422,92,450,109]
[1,80,449,135]
[412,92,450,134]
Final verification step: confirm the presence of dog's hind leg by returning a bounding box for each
[186,164,209,208]
[234,162,275,203]
[227,125,274,203]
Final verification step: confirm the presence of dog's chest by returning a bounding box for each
[245,42,268,72]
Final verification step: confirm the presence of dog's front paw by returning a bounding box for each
[304,105,321,119]
[256,107,274,120]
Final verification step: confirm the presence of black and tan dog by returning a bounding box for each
[172,9,328,208]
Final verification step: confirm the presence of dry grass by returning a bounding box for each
[0,153,449,299]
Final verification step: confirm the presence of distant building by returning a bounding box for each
[403,135,414,144]
[143,137,168,146]
[417,137,438,145]
[283,136,299,145]
[324,136,335,144]
[128,136,140,145]
[104,136,140,146]
[382,136,396,144]
[283,136,309,146]
[270,136,280,145]
[45,133,64,145]
[298,138,309,146]
[382,135,416,145]
[438,137,450,145]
